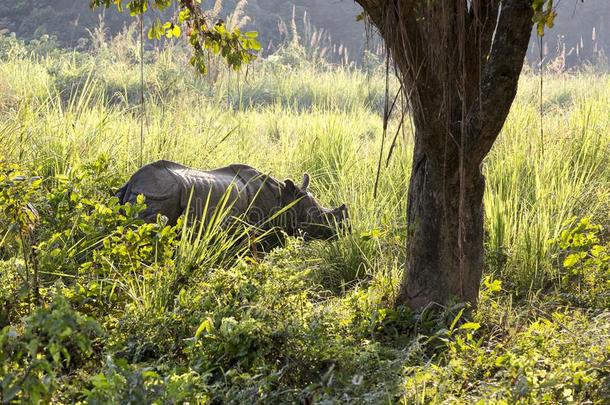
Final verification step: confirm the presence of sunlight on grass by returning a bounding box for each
[0,34,608,403]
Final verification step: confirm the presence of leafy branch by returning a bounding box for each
[89,0,261,74]
[532,0,557,36]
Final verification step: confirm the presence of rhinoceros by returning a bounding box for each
[115,160,349,240]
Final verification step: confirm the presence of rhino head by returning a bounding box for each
[280,173,350,240]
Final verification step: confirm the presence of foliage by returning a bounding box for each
[83,357,212,404]
[0,294,103,403]
[533,0,557,36]
[0,33,609,402]
[0,165,42,249]
[403,307,610,403]
[89,0,260,74]
[551,217,609,307]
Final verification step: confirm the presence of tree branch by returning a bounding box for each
[468,0,533,161]
[353,0,385,26]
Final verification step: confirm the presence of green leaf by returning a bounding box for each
[563,253,581,268]
[449,308,465,332]
[590,244,606,258]
[532,0,555,37]
[195,318,214,338]
[360,229,380,240]
[3,381,20,403]
[248,39,261,51]
[459,322,481,331]
[178,8,191,23]
[483,277,502,293]
[143,370,160,378]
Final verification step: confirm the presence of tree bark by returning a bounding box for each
[398,132,486,307]
[355,0,534,309]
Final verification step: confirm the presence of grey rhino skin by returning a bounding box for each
[115,160,349,240]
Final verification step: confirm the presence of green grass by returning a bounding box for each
[0,33,608,403]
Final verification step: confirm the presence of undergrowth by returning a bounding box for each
[0,30,609,403]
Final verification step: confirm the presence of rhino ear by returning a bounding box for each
[284,179,297,195]
[301,173,310,191]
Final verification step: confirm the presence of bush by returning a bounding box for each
[0,294,103,403]
[551,217,609,308]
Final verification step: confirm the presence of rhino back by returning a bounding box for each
[185,164,283,225]
[125,161,282,225]
[176,165,257,220]
[226,164,285,225]
[129,160,186,200]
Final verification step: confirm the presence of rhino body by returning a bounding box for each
[115,160,348,240]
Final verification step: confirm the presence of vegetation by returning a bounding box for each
[0,29,609,403]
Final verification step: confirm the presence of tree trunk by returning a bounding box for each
[398,132,486,308]
[354,0,534,309]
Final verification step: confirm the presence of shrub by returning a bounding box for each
[551,217,609,308]
[0,294,103,403]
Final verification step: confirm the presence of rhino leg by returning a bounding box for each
[119,162,186,225]
[116,183,182,225]
[138,194,183,225]
[114,182,131,204]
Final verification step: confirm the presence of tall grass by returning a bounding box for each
[1,32,608,298]
[485,75,610,293]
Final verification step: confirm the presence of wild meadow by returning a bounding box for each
[0,29,609,403]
